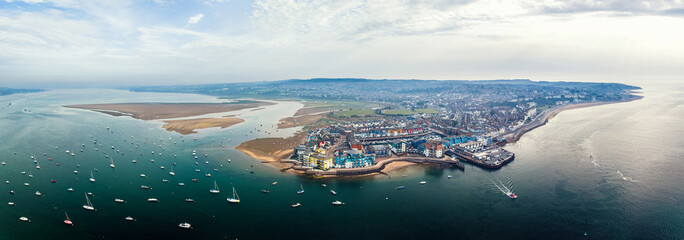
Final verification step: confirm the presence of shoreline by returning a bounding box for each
[502,96,643,144]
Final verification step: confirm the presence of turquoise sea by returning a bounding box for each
[0,83,683,240]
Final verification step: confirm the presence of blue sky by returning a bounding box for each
[1,0,683,87]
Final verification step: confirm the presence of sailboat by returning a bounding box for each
[82,193,96,211]
[227,187,240,203]
[297,184,305,194]
[109,159,115,168]
[64,212,73,225]
[89,171,95,182]
[210,181,220,194]
[169,166,175,176]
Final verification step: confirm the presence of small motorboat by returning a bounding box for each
[507,192,517,199]
[332,200,344,205]
[184,199,195,202]
[51,179,56,183]
[8,202,15,206]
[141,185,150,189]
[395,186,405,190]
[9,190,14,194]
[147,198,159,202]
[291,203,301,208]
[447,175,452,179]
[140,174,146,178]
[115,198,125,203]
[67,188,74,192]
[178,183,185,186]
[419,181,427,185]
[178,222,191,229]
[272,182,278,186]
[125,216,135,221]
[19,217,30,222]
[35,191,42,196]
[330,190,337,195]
[321,184,327,187]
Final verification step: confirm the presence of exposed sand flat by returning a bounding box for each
[65,102,273,120]
[162,118,245,135]
[278,114,324,129]
[294,107,336,116]
[380,161,417,174]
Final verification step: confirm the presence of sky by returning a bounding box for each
[1,0,684,87]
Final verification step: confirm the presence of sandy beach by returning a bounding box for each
[65,102,273,120]
[162,118,245,135]
[278,113,325,129]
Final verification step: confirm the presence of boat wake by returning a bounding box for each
[616,170,641,183]
[491,179,515,197]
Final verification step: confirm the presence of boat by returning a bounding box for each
[35,191,42,196]
[67,188,74,192]
[507,192,517,199]
[330,190,337,195]
[297,184,305,194]
[419,181,427,185]
[140,174,146,178]
[89,171,95,182]
[51,179,56,183]
[64,212,73,225]
[8,202,15,206]
[195,169,200,172]
[1,162,5,165]
[109,159,115,168]
[261,190,269,193]
[147,198,159,202]
[447,175,453,179]
[131,160,137,163]
[192,179,198,182]
[332,200,344,205]
[395,186,405,190]
[272,181,278,186]
[227,187,240,203]
[321,184,327,187]
[19,217,30,222]
[24,183,29,186]
[205,173,211,177]
[184,199,195,202]
[178,183,185,186]
[169,167,175,176]
[115,198,125,203]
[141,185,150,189]
[74,170,78,174]
[87,192,94,196]
[178,222,191,229]
[210,181,220,194]
[291,203,301,208]
[83,193,96,211]
[160,166,165,169]
[35,162,40,169]
[125,216,134,221]
[162,179,169,183]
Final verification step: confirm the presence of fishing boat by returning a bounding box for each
[297,184,305,194]
[115,198,125,203]
[291,203,301,208]
[64,212,73,225]
[83,193,96,211]
[227,187,240,203]
[178,222,191,229]
[332,200,344,205]
[210,181,220,194]
[24,183,29,186]
[147,198,159,202]
[35,162,40,169]
[89,171,95,182]
[192,179,198,182]
[74,170,78,174]
[330,190,337,195]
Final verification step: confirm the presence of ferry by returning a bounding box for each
[291,203,301,208]
[178,222,191,229]
[507,192,517,199]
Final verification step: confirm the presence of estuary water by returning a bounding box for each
[0,84,682,240]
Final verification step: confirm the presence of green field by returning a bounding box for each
[332,109,378,117]
[380,108,439,116]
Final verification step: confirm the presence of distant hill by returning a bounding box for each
[0,87,43,96]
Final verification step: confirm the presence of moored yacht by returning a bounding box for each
[291,203,301,208]
[332,200,344,205]
[227,187,240,203]
[178,222,191,229]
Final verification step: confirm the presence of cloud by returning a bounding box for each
[187,13,204,24]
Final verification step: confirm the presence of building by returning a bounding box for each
[335,150,375,168]
[418,141,444,158]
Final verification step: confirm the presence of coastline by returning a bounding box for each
[503,96,643,144]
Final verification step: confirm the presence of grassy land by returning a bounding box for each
[380,108,439,116]
[332,109,378,117]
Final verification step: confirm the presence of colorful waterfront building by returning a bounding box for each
[335,150,375,168]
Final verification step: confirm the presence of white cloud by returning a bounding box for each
[187,13,204,24]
